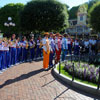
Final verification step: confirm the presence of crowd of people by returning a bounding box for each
[0,32,100,72]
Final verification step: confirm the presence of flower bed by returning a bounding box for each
[64,61,100,84]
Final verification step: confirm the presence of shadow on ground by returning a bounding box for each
[0,68,44,89]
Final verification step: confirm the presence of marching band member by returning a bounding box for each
[16,37,22,63]
[42,32,50,70]
[36,36,42,59]
[55,33,61,64]
[10,34,17,66]
[21,36,28,62]
[61,33,68,61]
[29,37,35,61]
[49,33,55,68]
[0,38,5,72]
[3,38,10,68]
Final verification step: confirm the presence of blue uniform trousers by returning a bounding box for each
[17,48,21,63]
[10,48,17,65]
[74,45,80,55]
[36,46,42,58]
[62,49,67,61]
[49,51,54,67]
[68,44,72,54]
[5,51,10,68]
[0,51,5,70]
[22,48,28,62]
[30,48,34,60]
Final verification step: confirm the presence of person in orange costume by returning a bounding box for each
[42,32,50,70]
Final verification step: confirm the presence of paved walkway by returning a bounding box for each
[0,61,99,100]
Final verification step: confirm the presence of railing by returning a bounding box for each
[58,53,100,90]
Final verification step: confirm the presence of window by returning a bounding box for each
[80,15,83,21]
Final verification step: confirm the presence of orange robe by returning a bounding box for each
[43,39,50,69]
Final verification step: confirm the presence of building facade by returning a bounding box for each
[67,5,91,37]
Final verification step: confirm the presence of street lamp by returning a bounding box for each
[4,17,15,35]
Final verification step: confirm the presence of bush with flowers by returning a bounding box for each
[64,61,100,84]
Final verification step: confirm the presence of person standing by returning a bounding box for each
[84,38,89,54]
[10,34,17,66]
[0,38,5,73]
[42,32,50,70]
[4,38,10,69]
[16,37,22,64]
[67,35,72,55]
[21,36,28,62]
[61,34,68,61]
[74,38,80,55]
[36,36,42,59]
[91,37,96,54]
[49,33,55,68]
[29,37,35,61]
[55,33,62,64]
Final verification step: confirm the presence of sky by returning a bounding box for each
[0,0,89,8]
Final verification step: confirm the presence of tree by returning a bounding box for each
[89,2,100,32]
[87,0,100,10]
[0,3,24,36]
[20,0,69,32]
[69,6,79,19]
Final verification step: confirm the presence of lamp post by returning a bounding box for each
[4,17,15,36]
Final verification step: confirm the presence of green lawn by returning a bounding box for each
[57,65,98,87]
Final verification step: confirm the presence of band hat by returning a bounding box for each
[56,32,60,36]
[53,34,56,36]
[44,32,49,35]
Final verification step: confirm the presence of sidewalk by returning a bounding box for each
[0,61,98,100]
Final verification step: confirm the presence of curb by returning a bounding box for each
[53,64,100,97]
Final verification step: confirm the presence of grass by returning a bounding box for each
[57,64,98,87]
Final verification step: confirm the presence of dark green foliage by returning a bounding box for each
[20,0,69,32]
[89,2,100,32]
[0,3,24,36]
[69,6,79,20]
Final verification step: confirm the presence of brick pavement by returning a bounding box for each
[0,61,99,100]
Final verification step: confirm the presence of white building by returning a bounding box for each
[67,5,91,37]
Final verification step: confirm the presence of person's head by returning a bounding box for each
[53,34,55,39]
[17,37,20,41]
[56,32,60,37]
[30,37,33,41]
[63,33,67,38]
[23,36,26,41]
[44,32,49,38]
[31,36,34,40]
[50,32,53,38]
[12,34,16,39]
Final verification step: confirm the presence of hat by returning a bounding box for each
[53,34,56,36]
[56,33,60,36]
[44,32,49,35]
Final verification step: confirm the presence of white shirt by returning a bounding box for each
[0,43,4,51]
[49,37,55,52]
[74,41,79,46]
[37,40,40,45]
[84,41,89,47]
[42,37,50,52]
[62,37,68,49]
[91,40,96,45]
